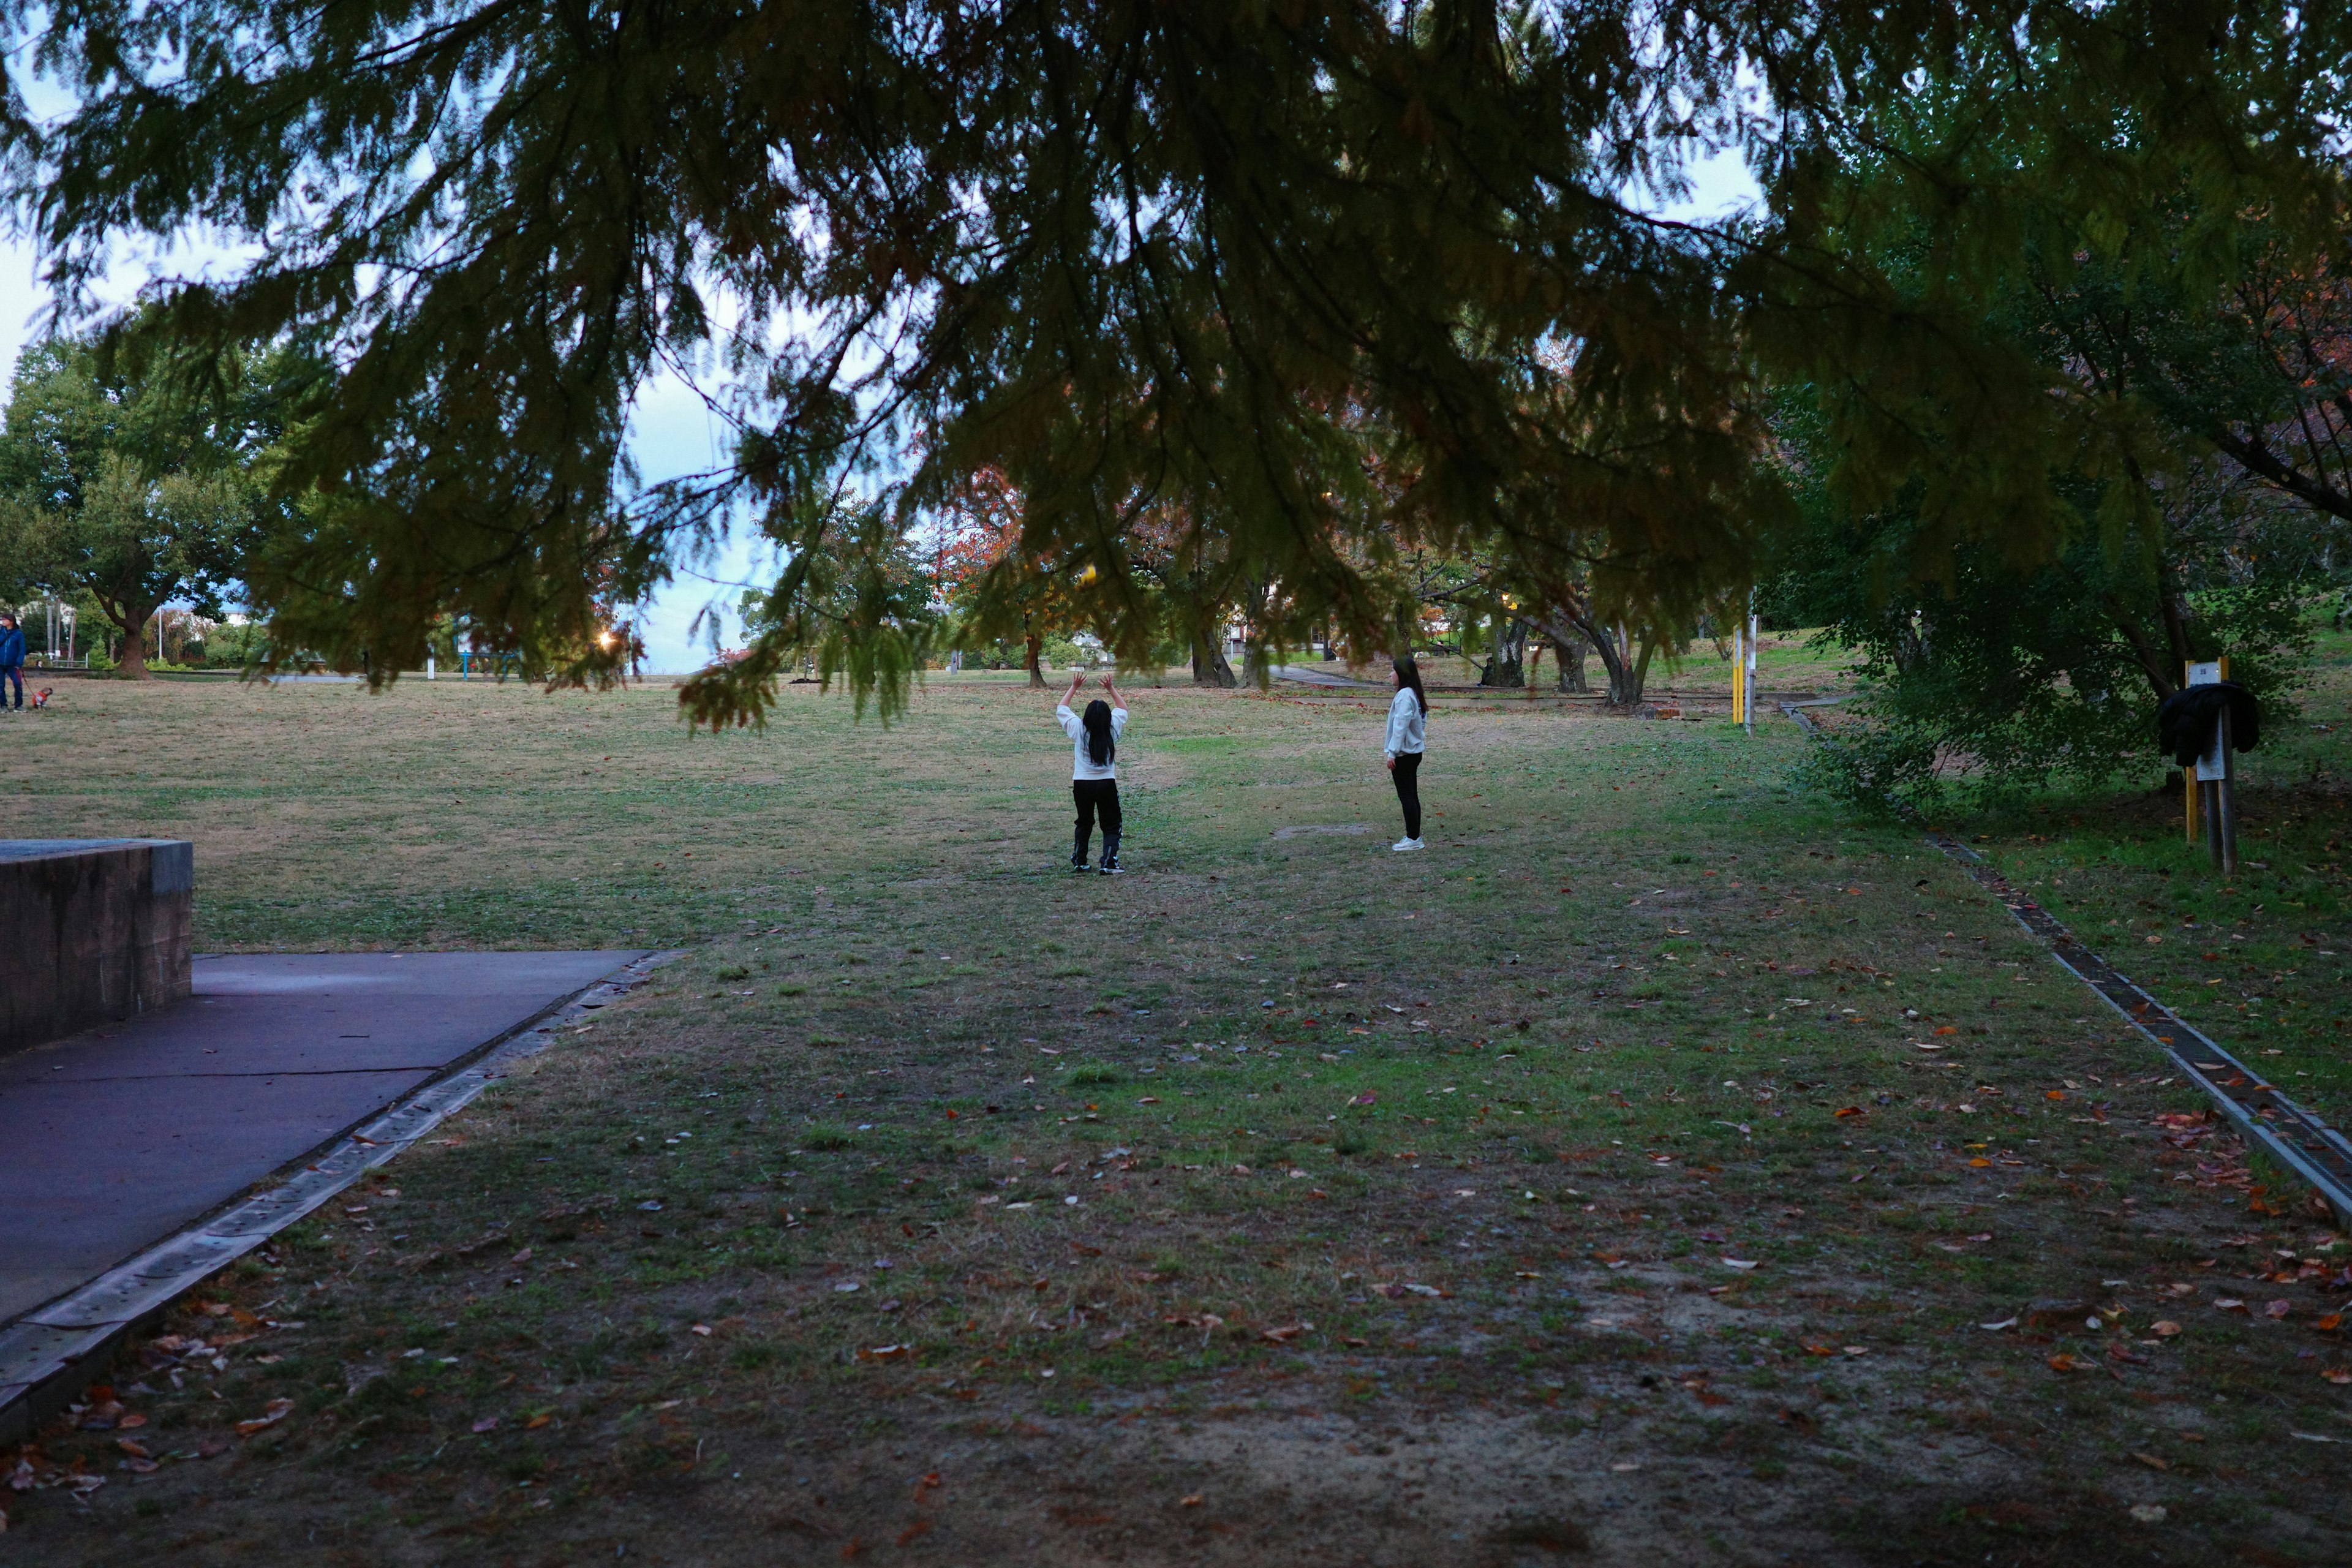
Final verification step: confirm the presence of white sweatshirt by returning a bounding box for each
[1056,704,1128,781]
[1384,687,1426,757]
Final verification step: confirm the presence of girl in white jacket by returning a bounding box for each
[1383,656,1428,851]
[1055,674,1129,873]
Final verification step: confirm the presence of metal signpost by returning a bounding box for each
[2181,659,2237,873]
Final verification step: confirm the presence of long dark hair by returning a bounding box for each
[1393,655,1427,717]
[1082,698,1116,766]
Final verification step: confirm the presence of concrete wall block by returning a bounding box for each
[0,839,195,1055]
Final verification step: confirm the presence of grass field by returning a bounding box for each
[1,658,2348,1566]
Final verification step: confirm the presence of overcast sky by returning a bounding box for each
[0,78,1760,675]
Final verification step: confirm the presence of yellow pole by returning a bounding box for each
[2185,659,2197,843]
[1731,624,1746,725]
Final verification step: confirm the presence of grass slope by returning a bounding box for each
[0,668,2345,1566]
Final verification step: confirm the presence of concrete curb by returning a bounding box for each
[1928,837,2352,1227]
[0,949,685,1441]
[1780,693,2352,1225]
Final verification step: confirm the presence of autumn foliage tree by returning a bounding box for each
[935,468,1093,687]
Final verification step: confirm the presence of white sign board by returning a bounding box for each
[2185,662,2228,781]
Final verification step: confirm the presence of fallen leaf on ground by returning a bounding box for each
[2152,1321,2183,1337]
[235,1397,296,1437]
[2128,1504,2167,1525]
[2323,1366,2352,1384]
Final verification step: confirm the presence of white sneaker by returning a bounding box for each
[1391,836,1425,852]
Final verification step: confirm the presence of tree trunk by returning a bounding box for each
[2155,561,2195,674]
[1548,631,1589,692]
[2103,595,2178,700]
[1531,610,1630,704]
[1477,614,1527,687]
[1191,634,1238,688]
[1593,622,1645,706]
[111,601,156,680]
[1240,578,1273,686]
[1626,631,1654,706]
[1025,631,1046,688]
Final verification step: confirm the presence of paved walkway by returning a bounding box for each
[1270,664,1387,688]
[0,951,645,1323]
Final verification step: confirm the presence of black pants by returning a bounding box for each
[0,668,20,709]
[1072,778,1122,862]
[1391,751,1422,839]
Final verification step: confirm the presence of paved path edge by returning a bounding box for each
[0,949,684,1442]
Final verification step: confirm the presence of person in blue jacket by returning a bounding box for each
[0,613,24,712]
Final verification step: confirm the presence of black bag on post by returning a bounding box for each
[2156,682,2261,767]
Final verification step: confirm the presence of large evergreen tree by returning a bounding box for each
[3,2,2344,717]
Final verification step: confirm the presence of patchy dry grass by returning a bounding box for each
[0,666,2346,1565]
